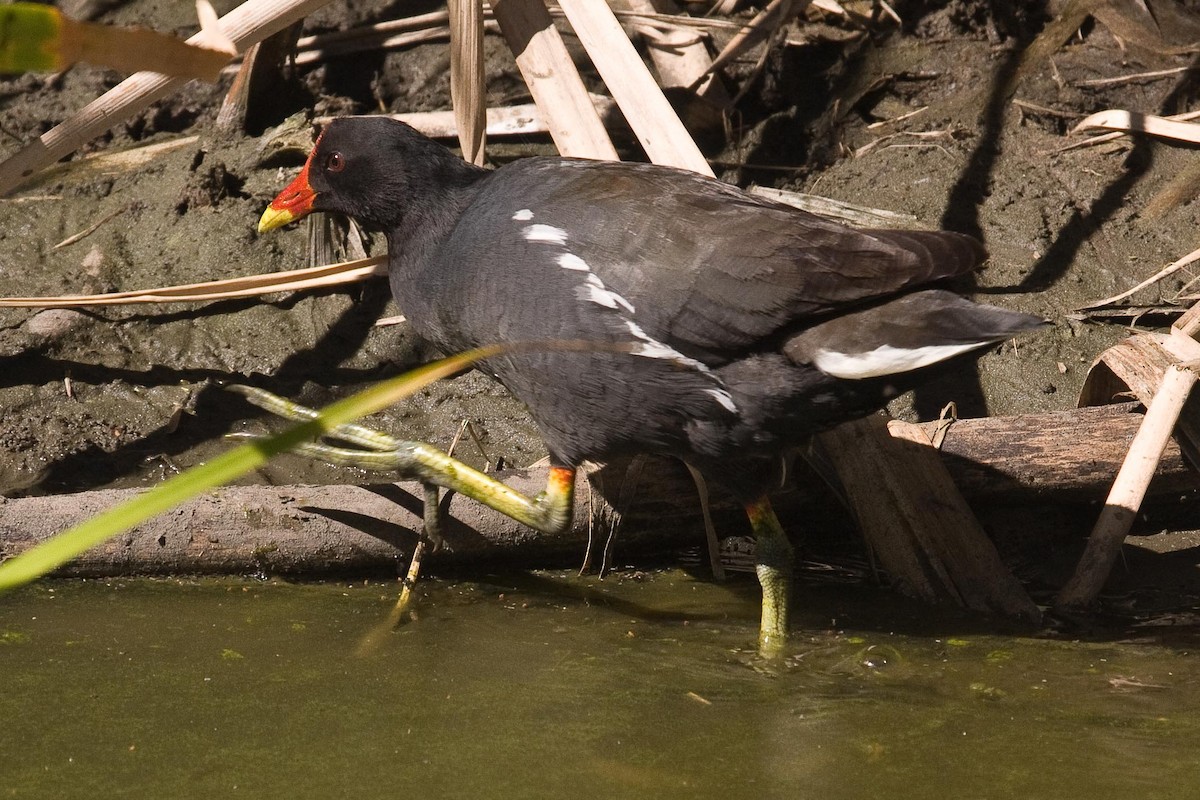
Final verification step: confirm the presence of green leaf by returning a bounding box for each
[0,2,233,80]
[0,4,64,74]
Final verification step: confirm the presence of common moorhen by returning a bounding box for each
[256,116,1046,650]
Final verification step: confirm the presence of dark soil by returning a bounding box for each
[2,0,1199,608]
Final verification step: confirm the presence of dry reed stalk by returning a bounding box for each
[354,96,617,139]
[617,0,721,95]
[491,0,618,159]
[1076,66,1194,88]
[1078,244,1200,311]
[1050,109,1200,154]
[557,0,711,173]
[290,6,740,65]
[0,0,337,197]
[698,0,810,90]
[0,256,386,307]
[295,10,451,48]
[18,135,199,189]
[290,25,470,65]
[1073,109,1200,145]
[449,0,488,165]
[1059,301,1200,611]
[542,3,745,33]
[1055,364,1197,611]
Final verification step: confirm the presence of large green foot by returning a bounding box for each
[229,385,577,535]
[745,496,793,654]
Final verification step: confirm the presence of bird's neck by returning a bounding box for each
[384,164,486,280]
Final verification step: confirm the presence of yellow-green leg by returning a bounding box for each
[745,496,793,653]
[230,385,576,535]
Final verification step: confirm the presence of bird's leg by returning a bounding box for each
[390,482,441,622]
[744,496,793,653]
[231,386,576,535]
[420,482,443,549]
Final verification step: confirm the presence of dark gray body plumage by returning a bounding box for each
[306,118,1045,499]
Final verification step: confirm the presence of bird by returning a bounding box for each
[255,115,1046,652]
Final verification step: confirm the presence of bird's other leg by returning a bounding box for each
[231,386,576,535]
[744,496,793,653]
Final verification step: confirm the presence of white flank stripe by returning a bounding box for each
[705,388,738,413]
[577,273,635,313]
[621,320,735,408]
[512,209,534,221]
[813,342,984,379]
[623,320,707,371]
[557,252,590,272]
[523,223,568,244]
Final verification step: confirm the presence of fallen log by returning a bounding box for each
[816,414,1040,622]
[1,402,1196,581]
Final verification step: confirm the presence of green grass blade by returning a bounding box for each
[0,4,64,73]
[0,345,505,592]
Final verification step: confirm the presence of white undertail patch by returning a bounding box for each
[813,342,985,379]
[512,209,534,221]
[522,223,568,245]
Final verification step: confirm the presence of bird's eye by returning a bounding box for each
[325,152,345,173]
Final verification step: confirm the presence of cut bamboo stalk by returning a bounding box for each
[1055,363,1198,611]
[1062,302,1200,612]
[556,0,711,174]
[0,0,337,196]
[491,0,619,159]
[449,0,488,165]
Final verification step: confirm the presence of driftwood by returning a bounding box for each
[1,403,1196,581]
[817,415,1040,622]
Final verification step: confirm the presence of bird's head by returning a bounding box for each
[258,117,479,235]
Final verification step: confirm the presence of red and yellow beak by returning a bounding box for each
[258,158,318,233]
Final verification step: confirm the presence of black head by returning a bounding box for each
[258,117,485,234]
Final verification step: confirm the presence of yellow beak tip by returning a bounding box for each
[257,206,295,234]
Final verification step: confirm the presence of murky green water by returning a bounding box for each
[1,572,1198,799]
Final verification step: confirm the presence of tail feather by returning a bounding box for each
[783,290,1048,380]
[866,229,988,282]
